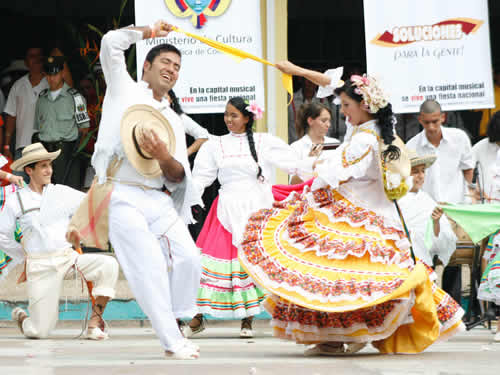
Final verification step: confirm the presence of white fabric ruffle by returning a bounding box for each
[317,67,344,99]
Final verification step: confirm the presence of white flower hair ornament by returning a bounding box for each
[245,101,264,120]
[350,74,389,114]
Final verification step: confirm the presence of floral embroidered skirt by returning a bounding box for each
[195,196,266,319]
[478,232,500,305]
[239,186,464,353]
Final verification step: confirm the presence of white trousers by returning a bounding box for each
[108,183,201,352]
[22,249,119,339]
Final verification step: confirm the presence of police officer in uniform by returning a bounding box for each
[34,56,89,189]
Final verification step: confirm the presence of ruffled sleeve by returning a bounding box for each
[312,131,377,190]
[192,138,219,199]
[316,67,344,99]
[261,134,315,179]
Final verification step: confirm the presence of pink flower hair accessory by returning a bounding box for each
[350,74,389,114]
[246,101,264,120]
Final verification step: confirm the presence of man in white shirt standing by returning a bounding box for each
[3,47,48,166]
[407,99,475,304]
[0,143,119,340]
[90,21,202,359]
[407,99,475,204]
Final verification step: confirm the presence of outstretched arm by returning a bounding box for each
[276,61,332,87]
[100,20,174,95]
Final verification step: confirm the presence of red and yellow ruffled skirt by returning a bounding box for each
[239,187,464,354]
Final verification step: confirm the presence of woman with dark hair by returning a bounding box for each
[238,61,465,355]
[166,89,210,156]
[472,111,500,202]
[289,102,339,184]
[183,96,313,338]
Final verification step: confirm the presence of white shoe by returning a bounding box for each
[181,316,205,338]
[240,328,254,338]
[87,327,109,340]
[304,343,346,356]
[185,340,200,352]
[11,307,27,334]
[345,343,367,353]
[165,342,200,360]
[494,332,500,342]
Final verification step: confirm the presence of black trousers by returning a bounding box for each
[442,265,462,305]
[42,140,81,190]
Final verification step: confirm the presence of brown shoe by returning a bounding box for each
[11,307,27,334]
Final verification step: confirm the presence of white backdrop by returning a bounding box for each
[135,0,265,114]
[364,0,494,113]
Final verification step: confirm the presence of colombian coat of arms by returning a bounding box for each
[164,0,232,29]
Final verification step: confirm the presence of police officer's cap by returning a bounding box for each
[44,56,65,75]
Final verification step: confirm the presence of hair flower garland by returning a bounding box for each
[246,101,264,120]
[350,74,389,114]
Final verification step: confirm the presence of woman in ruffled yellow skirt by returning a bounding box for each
[238,62,465,355]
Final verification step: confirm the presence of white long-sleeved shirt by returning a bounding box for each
[472,138,500,201]
[406,127,474,204]
[181,114,210,140]
[398,190,457,266]
[0,184,84,262]
[94,28,202,223]
[192,132,314,246]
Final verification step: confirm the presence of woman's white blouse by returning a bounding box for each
[192,132,313,246]
[289,134,339,179]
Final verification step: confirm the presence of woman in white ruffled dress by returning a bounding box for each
[182,96,313,338]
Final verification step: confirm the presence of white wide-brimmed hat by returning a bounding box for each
[120,104,176,178]
[408,149,436,168]
[10,143,61,171]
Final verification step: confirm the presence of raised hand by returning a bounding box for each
[431,206,443,222]
[150,20,174,38]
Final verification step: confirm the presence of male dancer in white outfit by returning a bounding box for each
[91,21,202,359]
[0,143,119,340]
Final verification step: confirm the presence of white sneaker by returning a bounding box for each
[87,326,109,340]
[494,332,500,342]
[181,316,206,338]
[165,342,200,360]
[304,343,345,356]
[345,342,367,353]
[185,340,200,352]
[240,328,254,338]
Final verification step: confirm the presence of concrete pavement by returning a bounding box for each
[0,321,498,375]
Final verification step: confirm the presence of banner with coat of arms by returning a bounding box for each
[363,0,494,113]
[135,0,264,114]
